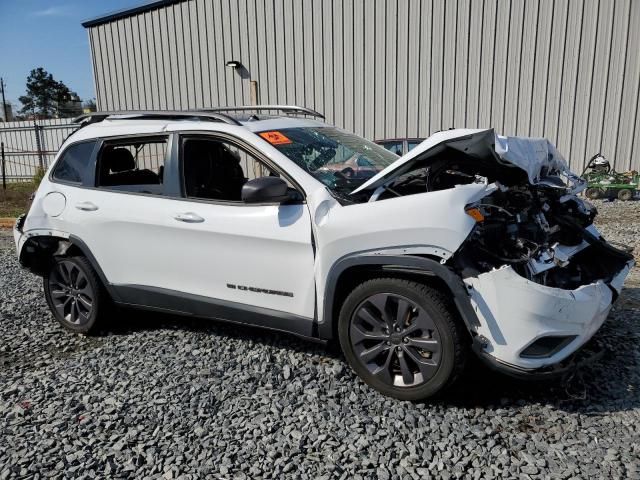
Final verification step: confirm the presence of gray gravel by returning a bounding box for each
[1,200,639,479]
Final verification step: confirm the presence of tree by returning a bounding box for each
[83,98,97,112]
[19,68,73,119]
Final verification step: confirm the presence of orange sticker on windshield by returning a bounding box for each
[259,131,292,145]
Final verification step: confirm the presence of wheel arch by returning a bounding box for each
[319,254,480,340]
[19,235,75,276]
[18,233,119,301]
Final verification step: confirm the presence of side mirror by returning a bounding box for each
[241,176,296,203]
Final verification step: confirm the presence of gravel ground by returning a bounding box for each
[1,200,639,479]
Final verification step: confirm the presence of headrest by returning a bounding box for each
[104,148,135,173]
[226,147,241,163]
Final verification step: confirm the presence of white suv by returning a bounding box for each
[14,106,634,400]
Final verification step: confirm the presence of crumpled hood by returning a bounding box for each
[352,128,584,194]
[493,135,576,185]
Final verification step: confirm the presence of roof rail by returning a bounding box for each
[201,105,325,120]
[72,110,242,126]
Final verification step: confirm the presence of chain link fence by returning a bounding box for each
[0,118,78,183]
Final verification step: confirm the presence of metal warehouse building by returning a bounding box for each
[83,0,640,171]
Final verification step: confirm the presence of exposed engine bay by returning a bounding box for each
[354,129,634,290]
[454,185,632,289]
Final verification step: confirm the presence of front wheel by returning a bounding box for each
[338,278,466,401]
[44,256,107,334]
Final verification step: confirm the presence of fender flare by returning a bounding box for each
[68,234,122,302]
[318,254,480,339]
[17,233,121,302]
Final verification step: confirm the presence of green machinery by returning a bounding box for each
[582,154,639,201]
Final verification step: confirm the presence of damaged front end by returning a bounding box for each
[356,129,635,374]
[455,178,633,373]
[451,137,634,373]
[458,182,632,292]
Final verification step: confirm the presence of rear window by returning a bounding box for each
[51,141,96,184]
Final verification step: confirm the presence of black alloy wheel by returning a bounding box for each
[350,292,442,387]
[339,278,466,400]
[44,256,106,334]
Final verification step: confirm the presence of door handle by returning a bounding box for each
[174,212,204,223]
[75,201,99,211]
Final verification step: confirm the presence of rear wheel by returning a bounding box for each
[338,278,466,400]
[617,189,633,201]
[44,256,106,334]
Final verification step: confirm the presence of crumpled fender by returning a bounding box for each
[311,182,495,325]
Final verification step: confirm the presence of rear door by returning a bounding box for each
[64,133,179,288]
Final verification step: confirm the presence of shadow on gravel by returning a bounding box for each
[102,306,342,358]
[102,288,639,415]
[440,287,640,415]
[439,356,639,415]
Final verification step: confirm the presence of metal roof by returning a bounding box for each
[81,0,185,28]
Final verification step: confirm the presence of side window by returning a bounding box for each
[96,137,168,194]
[379,141,403,156]
[51,141,96,184]
[407,140,423,151]
[181,137,287,202]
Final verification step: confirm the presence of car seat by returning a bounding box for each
[100,147,159,186]
[183,140,246,201]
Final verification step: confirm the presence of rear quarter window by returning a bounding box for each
[51,141,97,184]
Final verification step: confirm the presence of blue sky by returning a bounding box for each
[0,0,145,110]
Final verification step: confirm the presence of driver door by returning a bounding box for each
[158,133,317,321]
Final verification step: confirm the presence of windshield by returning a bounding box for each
[257,127,398,193]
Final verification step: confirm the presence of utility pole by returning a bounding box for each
[1,142,5,191]
[0,78,8,122]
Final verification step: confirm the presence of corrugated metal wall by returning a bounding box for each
[86,0,640,171]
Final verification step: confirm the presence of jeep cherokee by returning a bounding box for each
[13,106,634,400]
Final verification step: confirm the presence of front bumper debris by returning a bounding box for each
[464,260,633,372]
[473,336,606,380]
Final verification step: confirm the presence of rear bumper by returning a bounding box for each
[464,260,633,372]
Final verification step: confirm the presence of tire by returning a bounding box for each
[43,255,107,334]
[338,277,467,401]
[585,188,602,200]
[617,189,633,201]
